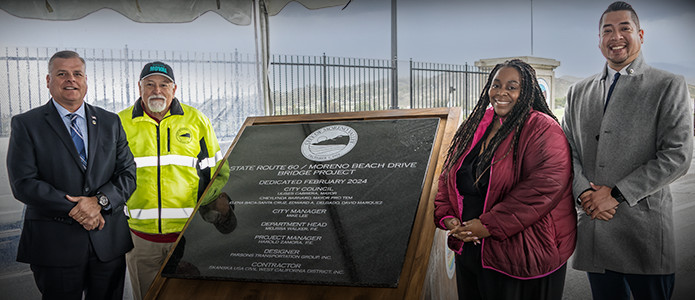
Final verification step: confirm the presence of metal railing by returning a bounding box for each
[269,54,393,115]
[2,47,493,137]
[268,54,491,117]
[409,60,491,114]
[0,46,262,138]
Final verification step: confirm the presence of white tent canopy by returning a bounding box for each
[0,0,350,114]
[0,0,347,23]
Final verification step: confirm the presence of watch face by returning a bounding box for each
[98,195,108,206]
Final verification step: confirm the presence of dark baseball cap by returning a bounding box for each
[140,61,175,83]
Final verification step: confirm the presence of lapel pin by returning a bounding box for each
[92,116,97,125]
[629,69,634,74]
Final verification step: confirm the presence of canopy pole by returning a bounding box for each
[390,0,398,109]
[254,0,272,116]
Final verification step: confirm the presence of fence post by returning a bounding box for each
[464,63,469,111]
[409,58,413,109]
[14,47,22,114]
[2,47,8,135]
[235,49,240,137]
[322,53,327,114]
[124,45,131,106]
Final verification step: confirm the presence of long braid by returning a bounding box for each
[442,64,502,175]
[443,59,558,180]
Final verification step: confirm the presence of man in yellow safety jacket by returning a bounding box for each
[118,61,233,300]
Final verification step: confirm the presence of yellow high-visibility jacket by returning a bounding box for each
[118,98,229,234]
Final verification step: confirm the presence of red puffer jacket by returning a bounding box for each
[434,107,576,279]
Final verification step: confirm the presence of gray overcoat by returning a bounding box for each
[561,52,693,274]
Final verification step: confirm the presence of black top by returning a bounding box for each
[456,126,492,221]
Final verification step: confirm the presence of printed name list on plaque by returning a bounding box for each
[161,118,440,287]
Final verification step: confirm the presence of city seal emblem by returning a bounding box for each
[176,127,192,144]
[301,125,358,162]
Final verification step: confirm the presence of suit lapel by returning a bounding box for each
[596,67,610,118]
[44,100,86,173]
[603,53,645,117]
[85,104,98,176]
[584,74,605,128]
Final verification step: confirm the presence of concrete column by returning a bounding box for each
[474,56,561,109]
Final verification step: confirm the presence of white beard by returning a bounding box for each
[147,96,167,113]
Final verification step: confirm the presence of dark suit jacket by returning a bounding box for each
[7,100,137,267]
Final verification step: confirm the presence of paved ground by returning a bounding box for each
[1,137,694,299]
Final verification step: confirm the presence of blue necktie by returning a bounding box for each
[604,72,621,111]
[69,113,87,169]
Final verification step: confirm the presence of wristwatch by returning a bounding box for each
[96,192,110,210]
[611,186,626,203]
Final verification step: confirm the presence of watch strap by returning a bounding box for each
[611,186,626,203]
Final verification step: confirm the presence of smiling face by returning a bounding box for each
[46,57,87,112]
[599,10,643,71]
[139,74,177,118]
[488,67,521,118]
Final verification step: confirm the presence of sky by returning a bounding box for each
[1,0,694,81]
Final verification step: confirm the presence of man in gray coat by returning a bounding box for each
[562,1,692,299]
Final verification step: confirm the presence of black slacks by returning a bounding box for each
[455,242,566,300]
[587,269,675,300]
[30,241,126,300]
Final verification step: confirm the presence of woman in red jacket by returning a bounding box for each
[434,59,577,300]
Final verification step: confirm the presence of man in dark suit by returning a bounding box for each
[6,50,137,299]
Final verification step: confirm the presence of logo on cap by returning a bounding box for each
[150,65,168,74]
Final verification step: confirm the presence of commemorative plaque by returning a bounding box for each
[161,118,440,288]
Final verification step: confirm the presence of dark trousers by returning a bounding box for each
[455,242,566,300]
[587,269,675,300]
[30,242,126,300]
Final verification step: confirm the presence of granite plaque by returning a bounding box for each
[161,118,440,287]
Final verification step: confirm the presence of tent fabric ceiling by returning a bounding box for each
[266,0,348,16]
[0,0,349,25]
[0,0,252,25]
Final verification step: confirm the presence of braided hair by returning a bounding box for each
[442,59,557,180]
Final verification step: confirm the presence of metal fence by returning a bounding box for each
[409,60,491,115]
[2,47,492,138]
[0,46,262,138]
[269,54,394,115]
[268,54,490,117]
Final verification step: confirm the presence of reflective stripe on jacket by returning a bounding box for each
[118,98,229,234]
